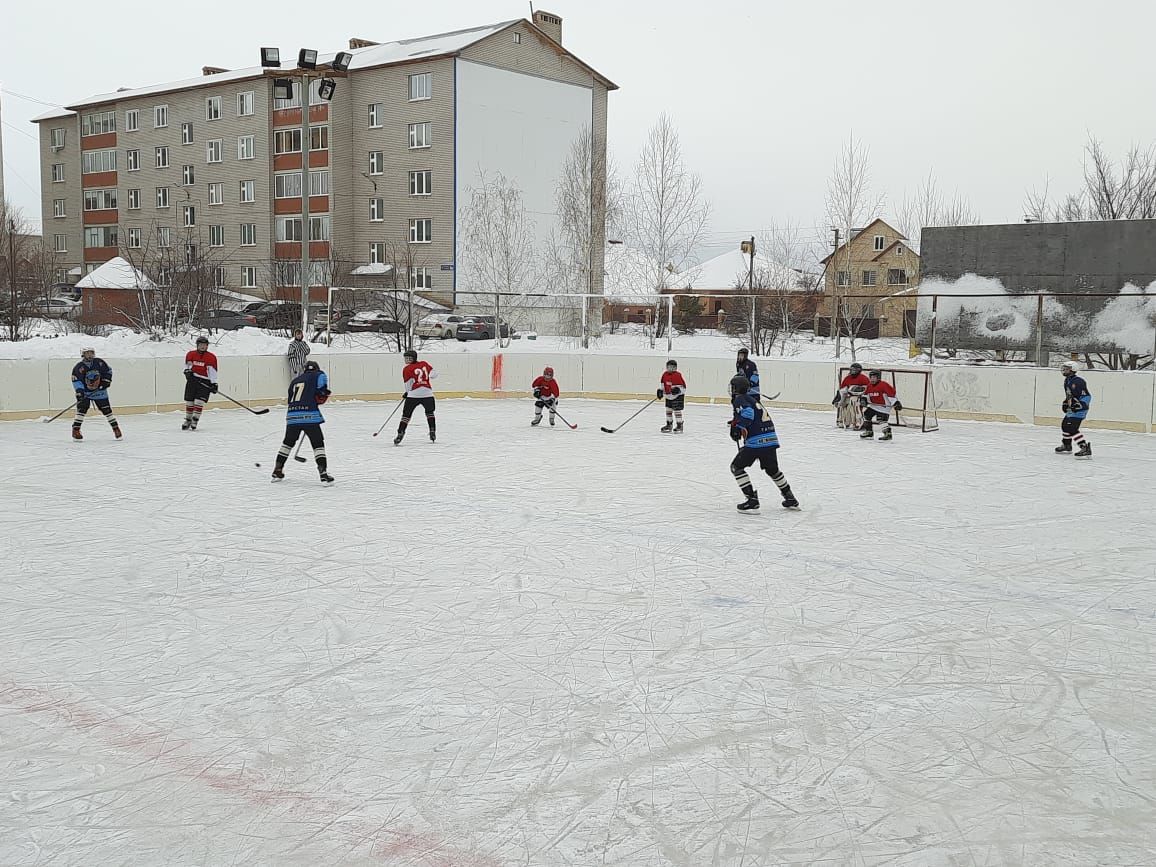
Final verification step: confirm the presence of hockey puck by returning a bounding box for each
[255,462,261,467]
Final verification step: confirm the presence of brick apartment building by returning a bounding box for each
[33,12,614,311]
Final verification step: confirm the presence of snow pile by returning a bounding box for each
[918,273,1049,343]
[1089,281,1156,355]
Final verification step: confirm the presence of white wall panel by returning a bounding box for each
[0,360,51,412]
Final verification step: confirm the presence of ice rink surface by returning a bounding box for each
[3,398,1156,866]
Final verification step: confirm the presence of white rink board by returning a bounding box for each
[2,400,1155,864]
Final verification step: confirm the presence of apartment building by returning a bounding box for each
[820,218,922,338]
[33,12,615,308]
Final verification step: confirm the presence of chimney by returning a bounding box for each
[349,37,379,49]
[532,10,562,44]
[202,66,229,76]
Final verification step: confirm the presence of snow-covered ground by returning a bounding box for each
[4,400,1155,864]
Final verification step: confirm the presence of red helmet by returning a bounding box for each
[543,366,554,377]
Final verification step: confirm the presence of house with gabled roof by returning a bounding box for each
[820,218,921,338]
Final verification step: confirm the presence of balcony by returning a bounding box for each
[83,209,119,226]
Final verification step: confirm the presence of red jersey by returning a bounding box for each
[532,376,560,400]
[865,379,896,411]
[840,372,870,390]
[402,361,435,397]
[184,350,219,383]
[660,370,687,397]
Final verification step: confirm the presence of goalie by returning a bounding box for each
[832,362,870,430]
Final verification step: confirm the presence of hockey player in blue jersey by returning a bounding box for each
[272,360,333,482]
[728,374,798,512]
[1056,360,1092,459]
[70,348,121,440]
[735,348,761,399]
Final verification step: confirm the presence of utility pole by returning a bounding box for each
[8,217,16,339]
[831,227,842,358]
[299,72,312,335]
[741,236,756,352]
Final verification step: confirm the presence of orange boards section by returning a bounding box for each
[491,354,503,391]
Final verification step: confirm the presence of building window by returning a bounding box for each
[208,182,223,205]
[309,215,330,241]
[51,163,65,182]
[368,151,384,175]
[125,109,139,132]
[273,82,301,110]
[309,170,329,196]
[185,244,199,266]
[368,103,382,128]
[887,268,908,286]
[156,226,171,248]
[240,223,256,246]
[126,227,141,249]
[408,73,432,101]
[274,172,303,199]
[273,129,301,154]
[410,266,432,290]
[237,135,255,160]
[369,198,384,221]
[240,265,257,288]
[277,217,303,242]
[82,148,117,174]
[835,270,850,287]
[182,205,196,227]
[874,235,885,251]
[408,122,431,149]
[240,180,255,203]
[206,139,223,163]
[209,225,224,247]
[127,188,141,210]
[156,186,170,208]
[206,96,222,121]
[81,110,116,136]
[181,122,194,145]
[369,241,386,264]
[409,170,432,196]
[514,31,522,44]
[83,188,117,210]
[895,244,904,255]
[309,125,328,151]
[237,91,254,116]
[212,265,227,288]
[409,218,432,243]
[52,199,66,218]
[154,105,168,128]
[861,270,877,287]
[50,128,66,149]
[84,226,118,248]
[155,146,169,168]
[54,234,68,253]
[859,303,877,318]
[157,266,172,287]
[126,148,140,171]
[182,164,195,186]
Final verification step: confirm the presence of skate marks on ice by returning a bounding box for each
[3,402,1156,864]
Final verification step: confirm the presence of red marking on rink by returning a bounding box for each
[491,354,503,391]
[0,681,499,866]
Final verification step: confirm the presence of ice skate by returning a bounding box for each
[531,415,542,426]
[393,432,404,445]
[1055,441,1072,454]
[71,428,83,441]
[181,419,191,430]
[271,468,285,480]
[737,493,760,512]
[319,472,335,483]
[549,414,556,426]
[860,429,874,439]
[660,421,673,433]
[1075,442,1092,460]
[781,487,799,509]
[879,428,892,441]
[112,426,123,440]
[429,430,436,442]
[674,422,684,433]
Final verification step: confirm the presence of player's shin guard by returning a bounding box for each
[771,472,799,508]
[426,412,436,433]
[314,446,327,473]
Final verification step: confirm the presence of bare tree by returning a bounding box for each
[626,114,710,346]
[0,201,53,342]
[1023,136,1156,222]
[895,170,979,249]
[733,222,824,355]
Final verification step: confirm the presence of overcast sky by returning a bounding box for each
[3,0,1155,254]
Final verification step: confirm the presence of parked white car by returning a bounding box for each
[415,313,467,340]
[33,297,81,319]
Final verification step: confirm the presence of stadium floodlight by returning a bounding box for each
[317,79,337,102]
[331,51,353,72]
[298,49,318,70]
[272,78,294,101]
[260,47,281,68]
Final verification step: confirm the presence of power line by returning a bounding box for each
[2,120,39,143]
[0,87,67,110]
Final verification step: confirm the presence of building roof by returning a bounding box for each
[871,239,919,261]
[672,249,809,292]
[820,218,907,265]
[75,257,156,291]
[55,18,613,113]
[31,107,74,122]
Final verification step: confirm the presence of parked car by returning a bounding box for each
[33,297,81,319]
[192,308,258,331]
[415,313,467,340]
[249,301,302,329]
[239,301,267,315]
[312,306,356,329]
[346,310,405,333]
[456,316,510,341]
[51,283,81,301]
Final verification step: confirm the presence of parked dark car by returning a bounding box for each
[249,301,302,329]
[192,308,258,331]
[346,310,405,333]
[456,316,510,341]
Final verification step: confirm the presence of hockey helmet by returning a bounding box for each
[666,359,678,370]
[730,374,751,395]
[303,360,321,372]
[849,362,863,374]
[195,335,209,346]
[403,349,418,363]
[868,368,883,380]
[736,347,749,359]
[1060,360,1079,374]
[80,347,95,357]
[543,366,555,377]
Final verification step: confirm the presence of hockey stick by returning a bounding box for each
[42,402,80,423]
[372,397,406,437]
[550,406,578,430]
[217,391,271,415]
[292,434,308,462]
[600,397,660,434]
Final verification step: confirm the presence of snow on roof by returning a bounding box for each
[671,249,807,292]
[75,257,156,291]
[63,21,519,110]
[31,106,74,122]
[350,263,395,276]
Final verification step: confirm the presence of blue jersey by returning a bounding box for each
[1064,374,1091,419]
[737,358,760,396]
[71,358,113,400]
[286,369,330,425]
[731,393,779,449]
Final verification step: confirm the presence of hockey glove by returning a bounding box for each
[75,390,86,405]
[184,369,194,382]
[729,425,743,442]
[1061,399,1072,413]
[316,391,330,405]
[533,388,541,399]
[545,397,556,408]
[832,392,841,405]
[209,382,219,393]
[657,388,664,399]
[893,400,903,412]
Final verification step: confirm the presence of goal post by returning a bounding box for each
[836,366,940,432]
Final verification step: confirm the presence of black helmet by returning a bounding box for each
[849,362,863,374]
[736,347,749,358]
[730,374,751,395]
[304,360,321,372]
[195,335,209,345]
[403,349,418,362]
[666,359,677,369]
[868,368,883,379]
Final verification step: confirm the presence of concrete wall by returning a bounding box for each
[4,354,1155,433]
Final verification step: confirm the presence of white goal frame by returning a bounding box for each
[837,367,940,432]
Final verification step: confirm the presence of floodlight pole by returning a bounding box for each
[299,70,312,336]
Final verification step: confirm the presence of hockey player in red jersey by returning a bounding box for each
[394,349,437,444]
[531,366,560,426]
[861,369,898,441]
[658,359,687,433]
[182,336,219,430]
[832,362,870,429]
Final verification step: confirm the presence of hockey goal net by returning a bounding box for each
[836,366,940,432]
